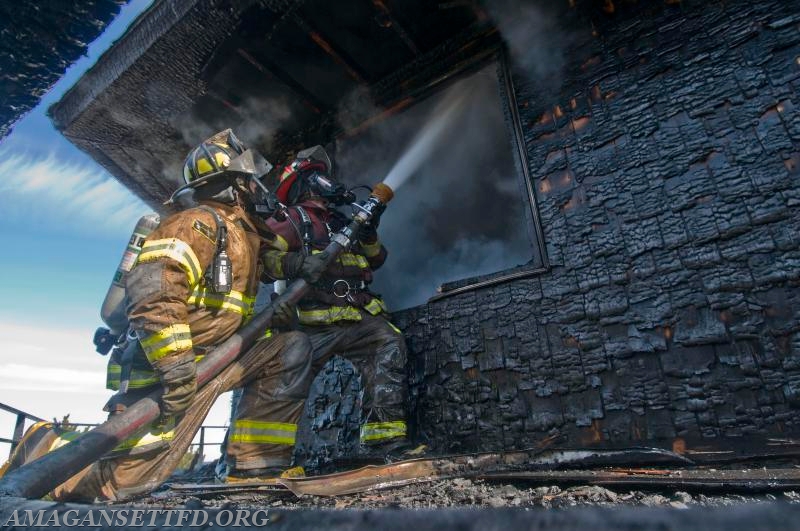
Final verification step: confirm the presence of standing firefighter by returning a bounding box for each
[255,146,410,459]
[3,130,314,501]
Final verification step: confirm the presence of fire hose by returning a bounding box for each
[0,183,394,500]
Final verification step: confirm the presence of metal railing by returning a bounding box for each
[2,404,229,465]
[189,425,228,460]
[0,402,44,458]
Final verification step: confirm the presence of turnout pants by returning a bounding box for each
[300,313,408,445]
[52,331,312,503]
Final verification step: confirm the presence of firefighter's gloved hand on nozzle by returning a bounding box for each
[357,220,378,243]
[152,351,197,419]
[357,202,384,242]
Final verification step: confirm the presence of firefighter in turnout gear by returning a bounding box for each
[4,130,315,501]
[260,145,409,457]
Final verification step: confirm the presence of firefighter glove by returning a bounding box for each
[285,251,330,283]
[153,351,197,418]
[357,221,378,243]
[272,297,298,329]
[299,251,330,283]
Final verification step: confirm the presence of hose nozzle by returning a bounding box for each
[371,182,394,205]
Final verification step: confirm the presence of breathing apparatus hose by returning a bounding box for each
[0,183,394,500]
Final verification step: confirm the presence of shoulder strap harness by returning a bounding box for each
[294,206,314,256]
[197,206,232,294]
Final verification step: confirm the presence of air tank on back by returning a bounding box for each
[100,213,161,336]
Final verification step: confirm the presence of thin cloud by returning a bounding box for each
[0,147,149,235]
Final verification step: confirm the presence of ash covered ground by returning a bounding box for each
[138,478,800,510]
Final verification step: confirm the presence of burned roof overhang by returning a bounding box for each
[49,0,510,210]
[52,0,650,209]
[0,0,125,141]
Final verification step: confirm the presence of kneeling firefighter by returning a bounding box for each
[258,146,410,459]
[4,130,314,501]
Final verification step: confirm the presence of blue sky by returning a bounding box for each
[0,0,229,456]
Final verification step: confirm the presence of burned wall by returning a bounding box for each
[0,0,125,140]
[395,0,800,455]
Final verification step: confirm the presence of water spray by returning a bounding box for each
[382,88,470,191]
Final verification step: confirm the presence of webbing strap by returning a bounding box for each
[294,206,313,256]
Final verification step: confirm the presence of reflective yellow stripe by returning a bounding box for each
[106,362,159,390]
[263,329,273,339]
[138,238,202,286]
[47,430,82,452]
[360,421,407,442]
[262,250,286,278]
[113,421,176,452]
[187,287,254,315]
[47,427,173,458]
[270,233,290,252]
[230,420,297,445]
[298,306,363,324]
[338,253,369,269]
[364,297,387,315]
[387,322,402,335]
[106,353,206,390]
[139,324,193,363]
[361,240,382,258]
[309,249,369,269]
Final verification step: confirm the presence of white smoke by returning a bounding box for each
[485,0,575,98]
[335,64,538,309]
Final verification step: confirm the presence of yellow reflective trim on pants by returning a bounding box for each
[106,353,206,390]
[360,421,407,442]
[47,430,82,452]
[361,240,382,258]
[364,297,387,315]
[298,306,363,325]
[138,238,202,286]
[139,324,193,363]
[106,362,159,390]
[229,420,297,445]
[187,287,254,315]
[113,421,176,452]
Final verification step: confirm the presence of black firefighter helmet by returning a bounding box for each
[170,129,274,213]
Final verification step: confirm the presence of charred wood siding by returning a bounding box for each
[0,1,125,139]
[395,0,800,453]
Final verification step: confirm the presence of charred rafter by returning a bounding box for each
[438,0,489,23]
[204,88,243,116]
[236,48,324,114]
[293,16,368,84]
[371,0,421,55]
